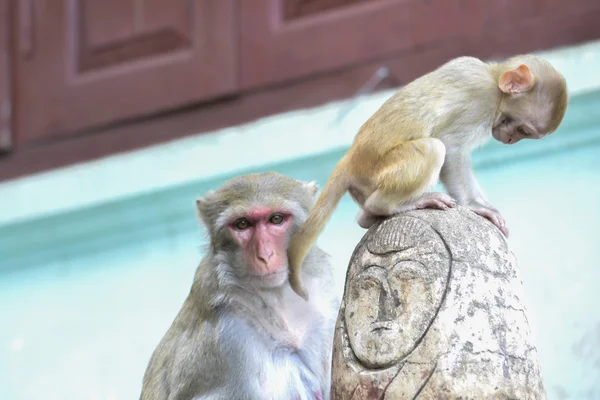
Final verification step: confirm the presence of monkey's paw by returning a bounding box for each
[413,192,457,211]
[468,203,509,237]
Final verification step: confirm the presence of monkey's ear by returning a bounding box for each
[304,181,319,197]
[196,199,207,215]
[499,64,535,94]
[196,191,215,225]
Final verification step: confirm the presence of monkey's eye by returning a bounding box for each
[234,218,250,230]
[269,214,285,225]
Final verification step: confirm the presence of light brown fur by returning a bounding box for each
[288,55,568,300]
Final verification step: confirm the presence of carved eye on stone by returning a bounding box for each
[269,214,284,225]
[361,276,381,290]
[234,218,250,230]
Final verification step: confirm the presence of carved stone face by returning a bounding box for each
[344,217,450,369]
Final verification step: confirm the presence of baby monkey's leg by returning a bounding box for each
[360,138,455,227]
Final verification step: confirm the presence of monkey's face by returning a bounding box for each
[494,59,568,145]
[492,113,546,145]
[197,172,318,291]
[227,206,293,289]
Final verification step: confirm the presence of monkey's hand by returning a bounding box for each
[413,192,457,210]
[466,201,509,237]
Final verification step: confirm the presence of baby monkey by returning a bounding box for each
[288,54,568,300]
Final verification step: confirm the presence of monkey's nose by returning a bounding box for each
[257,247,274,263]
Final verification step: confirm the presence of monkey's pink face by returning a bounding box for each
[228,206,293,287]
[492,115,546,145]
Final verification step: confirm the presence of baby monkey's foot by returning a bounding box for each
[412,192,456,211]
[467,202,509,237]
[357,209,383,229]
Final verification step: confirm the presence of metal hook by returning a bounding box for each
[331,66,390,127]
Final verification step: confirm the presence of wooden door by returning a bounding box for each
[13,0,237,143]
[239,0,486,89]
[0,0,11,151]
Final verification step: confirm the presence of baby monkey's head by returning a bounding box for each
[492,54,568,145]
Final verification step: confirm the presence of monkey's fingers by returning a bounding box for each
[414,193,457,210]
[431,200,450,210]
[472,208,509,237]
[490,215,509,237]
[439,194,458,208]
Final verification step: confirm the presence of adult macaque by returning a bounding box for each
[139,173,340,400]
[288,54,568,300]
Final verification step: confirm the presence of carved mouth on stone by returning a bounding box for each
[370,321,393,332]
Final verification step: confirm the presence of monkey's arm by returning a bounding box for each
[140,299,233,400]
[440,149,508,236]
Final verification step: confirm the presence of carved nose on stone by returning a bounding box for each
[376,284,399,322]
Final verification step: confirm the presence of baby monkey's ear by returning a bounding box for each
[499,64,535,94]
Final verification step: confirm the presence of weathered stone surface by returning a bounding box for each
[331,206,546,400]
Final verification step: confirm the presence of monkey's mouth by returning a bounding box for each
[255,269,287,279]
[370,321,394,332]
[252,269,288,288]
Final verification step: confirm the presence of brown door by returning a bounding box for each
[14,0,237,144]
[0,0,11,151]
[240,0,486,89]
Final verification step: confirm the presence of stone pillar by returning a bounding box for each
[331,206,545,400]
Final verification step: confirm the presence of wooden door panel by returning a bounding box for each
[77,0,192,72]
[14,0,236,143]
[84,0,140,47]
[282,0,371,19]
[0,0,11,151]
[240,0,486,89]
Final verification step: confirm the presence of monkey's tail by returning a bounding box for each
[288,158,350,300]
